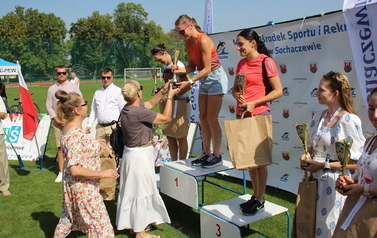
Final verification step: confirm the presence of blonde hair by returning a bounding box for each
[175,14,203,33]
[55,90,82,121]
[121,80,140,103]
[322,71,356,114]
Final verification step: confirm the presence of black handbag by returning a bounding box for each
[110,114,123,166]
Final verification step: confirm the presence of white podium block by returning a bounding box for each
[201,209,242,238]
[200,194,290,237]
[160,165,199,209]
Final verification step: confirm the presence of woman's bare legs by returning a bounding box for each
[198,94,224,157]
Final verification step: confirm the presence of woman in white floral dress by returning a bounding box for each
[300,71,365,237]
[53,90,119,238]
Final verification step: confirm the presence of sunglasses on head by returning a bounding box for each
[57,72,67,75]
[101,76,112,79]
[80,101,88,107]
[139,86,143,91]
[177,20,193,35]
[326,71,336,78]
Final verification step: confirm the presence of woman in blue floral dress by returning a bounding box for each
[300,72,365,237]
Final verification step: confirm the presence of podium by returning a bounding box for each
[159,158,290,237]
[160,158,236,209]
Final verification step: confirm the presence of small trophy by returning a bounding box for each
[151,68,158,95]
[171,49,181,86]
[235,74,246,112]
[295,123,311,166]
[335,137,353,194]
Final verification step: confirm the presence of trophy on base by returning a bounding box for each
[295,123,311,167]
[171,49,181,88]
[335,136,353,195]
[235,74,246,112]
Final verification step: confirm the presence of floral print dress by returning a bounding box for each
[54,128,114,238]
[309,110,365,237]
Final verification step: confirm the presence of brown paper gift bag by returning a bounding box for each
[159,99,189,138]
[333,194,377,238]
[99,147,116,201]
[292,173,317,238]
[223,114,272,170]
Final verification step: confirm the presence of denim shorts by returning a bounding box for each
[199,66,228,95]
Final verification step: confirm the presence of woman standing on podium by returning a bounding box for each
[232,29,283,216]
[116,80,179,238]
[172,14,228,169]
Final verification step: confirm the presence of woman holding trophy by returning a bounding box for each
[300,71,365,237]
[231,29,283,216]
[333,87,377,237]
[151,43,191,161]
[172,14,228,168]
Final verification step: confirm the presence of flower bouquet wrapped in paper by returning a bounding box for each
[295,123,311,167]
[335,136,353,194]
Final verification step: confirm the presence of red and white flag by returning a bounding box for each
[17,61,39,140]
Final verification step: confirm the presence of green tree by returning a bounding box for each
[0,6,67,78]
[69,11,115,78]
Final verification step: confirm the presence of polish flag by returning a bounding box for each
[17,62,39,140]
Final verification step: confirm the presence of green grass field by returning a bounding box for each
[0,78,296,238]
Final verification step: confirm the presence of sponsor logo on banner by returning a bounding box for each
[309,62,317,73]
[4,126,21,143]
[282,151,290,160]
[282,132,290,141]
[228,105,235,113]
[283,108,289,118]
[344,60,352,73]
[216,41,228,59]
[280,173,289,182]
[228,67,234,75]
[283,87,290,96]
[280,64,287,74]
[351,87,357,98]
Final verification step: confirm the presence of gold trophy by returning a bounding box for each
[335,137,353,194]
[235,74,246,112]
[295,123,311,167]
[151,68,158,95]
[171,49,181,87]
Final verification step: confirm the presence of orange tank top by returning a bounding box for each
[186,33,221,71]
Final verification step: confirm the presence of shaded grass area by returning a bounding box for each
[1,79,296,237]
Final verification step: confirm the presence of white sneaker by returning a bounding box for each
[55,172,62,183]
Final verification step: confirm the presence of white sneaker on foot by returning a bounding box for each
[55,172,62,183]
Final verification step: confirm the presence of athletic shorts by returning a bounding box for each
[199,66,228,95]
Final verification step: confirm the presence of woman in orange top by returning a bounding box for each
[173,14,228,168]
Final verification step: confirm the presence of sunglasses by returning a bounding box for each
[151,48,163,55]
[80,101,88,107]
[56,72,67,75]
[101,76,112,80]
[177,20,193,35]
[139,86,143,91]
[326,71,336,78]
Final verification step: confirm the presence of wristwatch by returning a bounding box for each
[188,79,195,85]
[363,184,371,196]
[323,160,330,170]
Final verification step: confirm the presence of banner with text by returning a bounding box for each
[3,114,51,161]
[208,11,374,194]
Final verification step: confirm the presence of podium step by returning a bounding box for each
[201,194,288,227]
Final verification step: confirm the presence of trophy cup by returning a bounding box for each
[151,68,158,95]
[171,49,181,88]
[235,74,246,112]
[335,137,353,194]
[295,123,311,167]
